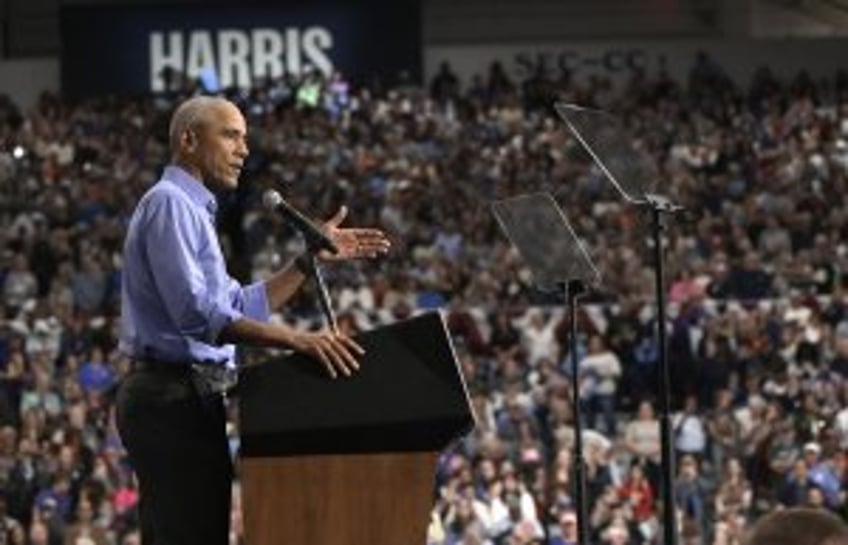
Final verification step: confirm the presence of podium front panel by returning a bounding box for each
[238,312,474,457]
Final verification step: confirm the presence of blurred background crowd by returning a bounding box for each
[1,54,848,544]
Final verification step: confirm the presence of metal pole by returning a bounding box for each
[566,279,589,545]
[651,205,678,545]
[303,251,338,333]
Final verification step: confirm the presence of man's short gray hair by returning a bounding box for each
[745,508,848,545]
[168,96,230,155]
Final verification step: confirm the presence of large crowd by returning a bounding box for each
[0,53,847,544]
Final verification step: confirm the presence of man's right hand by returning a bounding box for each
[289,330,364,379]
[217,319,364,378]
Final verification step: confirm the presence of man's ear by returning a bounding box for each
[183,129,197,152]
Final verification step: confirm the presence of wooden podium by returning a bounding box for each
[237,313,475,545]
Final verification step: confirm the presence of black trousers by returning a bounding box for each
[116,365,232,545]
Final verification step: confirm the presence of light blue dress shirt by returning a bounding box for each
[119,165,270,367]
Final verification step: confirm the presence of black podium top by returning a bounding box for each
[238,312,475,457]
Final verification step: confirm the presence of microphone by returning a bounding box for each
[262,190,338,254]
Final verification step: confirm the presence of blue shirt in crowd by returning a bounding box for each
[119,165,270,367]
[78,360,116,393]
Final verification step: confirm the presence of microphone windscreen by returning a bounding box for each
[262,189,283,210]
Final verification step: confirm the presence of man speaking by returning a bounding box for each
[116,95,390,545]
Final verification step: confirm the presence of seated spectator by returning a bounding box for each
[805,443,843,509]
[617,462,655,526]
[549,509,578,545]
[779,458,813,507]
[673,394,708,462]
[581,335,622,435]
[624,401,661,490]
[675,455,709,545]
[76,347,114,395]
[63,496,108,545]
[715,457,751,517]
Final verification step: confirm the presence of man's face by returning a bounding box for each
[189,102,248,191]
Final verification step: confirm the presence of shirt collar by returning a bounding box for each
[162,165,218,217]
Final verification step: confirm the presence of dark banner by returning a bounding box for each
[60,2,421,98]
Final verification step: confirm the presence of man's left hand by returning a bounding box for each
[319,206,391,261]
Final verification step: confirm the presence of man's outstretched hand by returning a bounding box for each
[319,206,391,261]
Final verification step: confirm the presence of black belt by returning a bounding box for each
[132,358,237,396]
[132,358,193,376]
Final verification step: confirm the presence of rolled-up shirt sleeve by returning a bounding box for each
[142,192,243,345]
[230,279,271,323]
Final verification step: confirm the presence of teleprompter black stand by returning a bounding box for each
[492,192,601,545]
[556,103,685,545]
